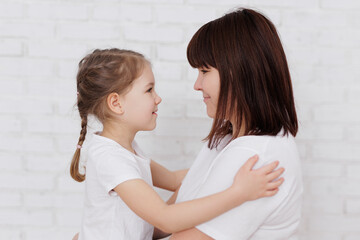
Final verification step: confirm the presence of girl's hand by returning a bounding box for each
[230,155,285,203]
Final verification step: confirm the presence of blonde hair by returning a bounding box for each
[70,48,147,182]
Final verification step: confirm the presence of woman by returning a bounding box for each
[169,8,303,240]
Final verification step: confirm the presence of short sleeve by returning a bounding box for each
[195,147,288,240]
[95,149,142,194]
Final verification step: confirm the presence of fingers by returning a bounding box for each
[242,154,259,171]
[264,188,279,197]
[257,160,279,174]
[267,178,284,190]
[266,167,285,181]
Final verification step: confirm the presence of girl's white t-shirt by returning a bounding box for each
[78,133,154,240]
[176,133,303,240]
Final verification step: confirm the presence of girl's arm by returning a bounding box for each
[114,155,284,233]
[153,186,181,239]
[150,160,188,191]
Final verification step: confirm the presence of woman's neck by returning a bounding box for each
[230,119,246,138]
[101,121,137,154]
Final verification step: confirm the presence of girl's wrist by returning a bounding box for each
[227,186,247,207]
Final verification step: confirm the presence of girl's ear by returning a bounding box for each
[106,93,124,114]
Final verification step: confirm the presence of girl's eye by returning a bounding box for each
[147,88,153,93]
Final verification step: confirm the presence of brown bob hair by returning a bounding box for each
[187,8,298,149]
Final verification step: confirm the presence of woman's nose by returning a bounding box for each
[193,73,202,91]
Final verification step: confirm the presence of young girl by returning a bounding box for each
[70,48,284,240]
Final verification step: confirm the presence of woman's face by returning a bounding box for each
[193,66,220,118]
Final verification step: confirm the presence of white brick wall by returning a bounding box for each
[0,0,359,239]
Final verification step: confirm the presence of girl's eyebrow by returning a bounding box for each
[145,82,154,87]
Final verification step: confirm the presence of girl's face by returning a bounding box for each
[121,63,162,131]
[194,66,220,118]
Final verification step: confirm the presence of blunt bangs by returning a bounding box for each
[187,23,216,69]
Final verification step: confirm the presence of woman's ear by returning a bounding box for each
[106,93,124,114]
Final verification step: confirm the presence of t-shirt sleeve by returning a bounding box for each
[194,146,288,240]
[95,149,142,194]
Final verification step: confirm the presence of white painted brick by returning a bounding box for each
[25,116,78,134]
[314,65,358,84]
[345,233,360,240]
[124,26,183,43]
[25,155,67,172]
[0,153,22,171]
[302,162,343,177]
[0,22,54,38]
[321,0,360,9]
[303,195,343,214]
[152,61,183,81]
[0,229,21,240]
[0,193,22,207]
[56,210,82,227]
[346,165,360,179]
[28,41,88,59]
[135,135,183,156]
[188,0,248,5]
[0,39,22,56]
[308,214,360,232]
[120,4,152,22]
[92,4,121,21]
[294,84,344,104]
[346,126,360,141]
[297,123,344,140]
[0,58,54,77]
[25,228,80,240]
[0,209,53,226]
[345,199,360,214]
[314,104,360,123]
[0,134,23,152]
[24,193,83,209]
[185,99,208,118]
[123,0,183,3]
[0,79,24,95]
[348,86,360,104]
[58,59,78,78]
[278,27,317,48]
[318,48,351,66]
[0,115,22,132]
[318,29,360,48]
[27,80,76,98]
[156,6,216,24]
[23,135,55,154]
[122,43,153,59]
[56,99,78,115]
[27,3,88,20]
[58,23,120,40]
[251,0,318,8]
[57,174,85,192]
[183,137,205,155]
[282,10,349,28]
[0,173,54,191]
[157,45,186,61]
[154,118,211,137]
[156,81,188,99]
[299,232,343,240]
[313,143,360,161]
[157,100,185,118]
[0,3,23,18]
[55,134,80,154]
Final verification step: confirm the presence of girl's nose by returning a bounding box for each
[155,92,162,105]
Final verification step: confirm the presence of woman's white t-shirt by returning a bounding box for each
[176,133,303,240]
[78,133,154,240]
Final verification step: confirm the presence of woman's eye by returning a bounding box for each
[201,70,209,74]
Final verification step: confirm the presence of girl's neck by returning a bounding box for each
[101,121,137,154]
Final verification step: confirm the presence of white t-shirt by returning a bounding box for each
[176,133,303,240]
[78,133,154,240]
